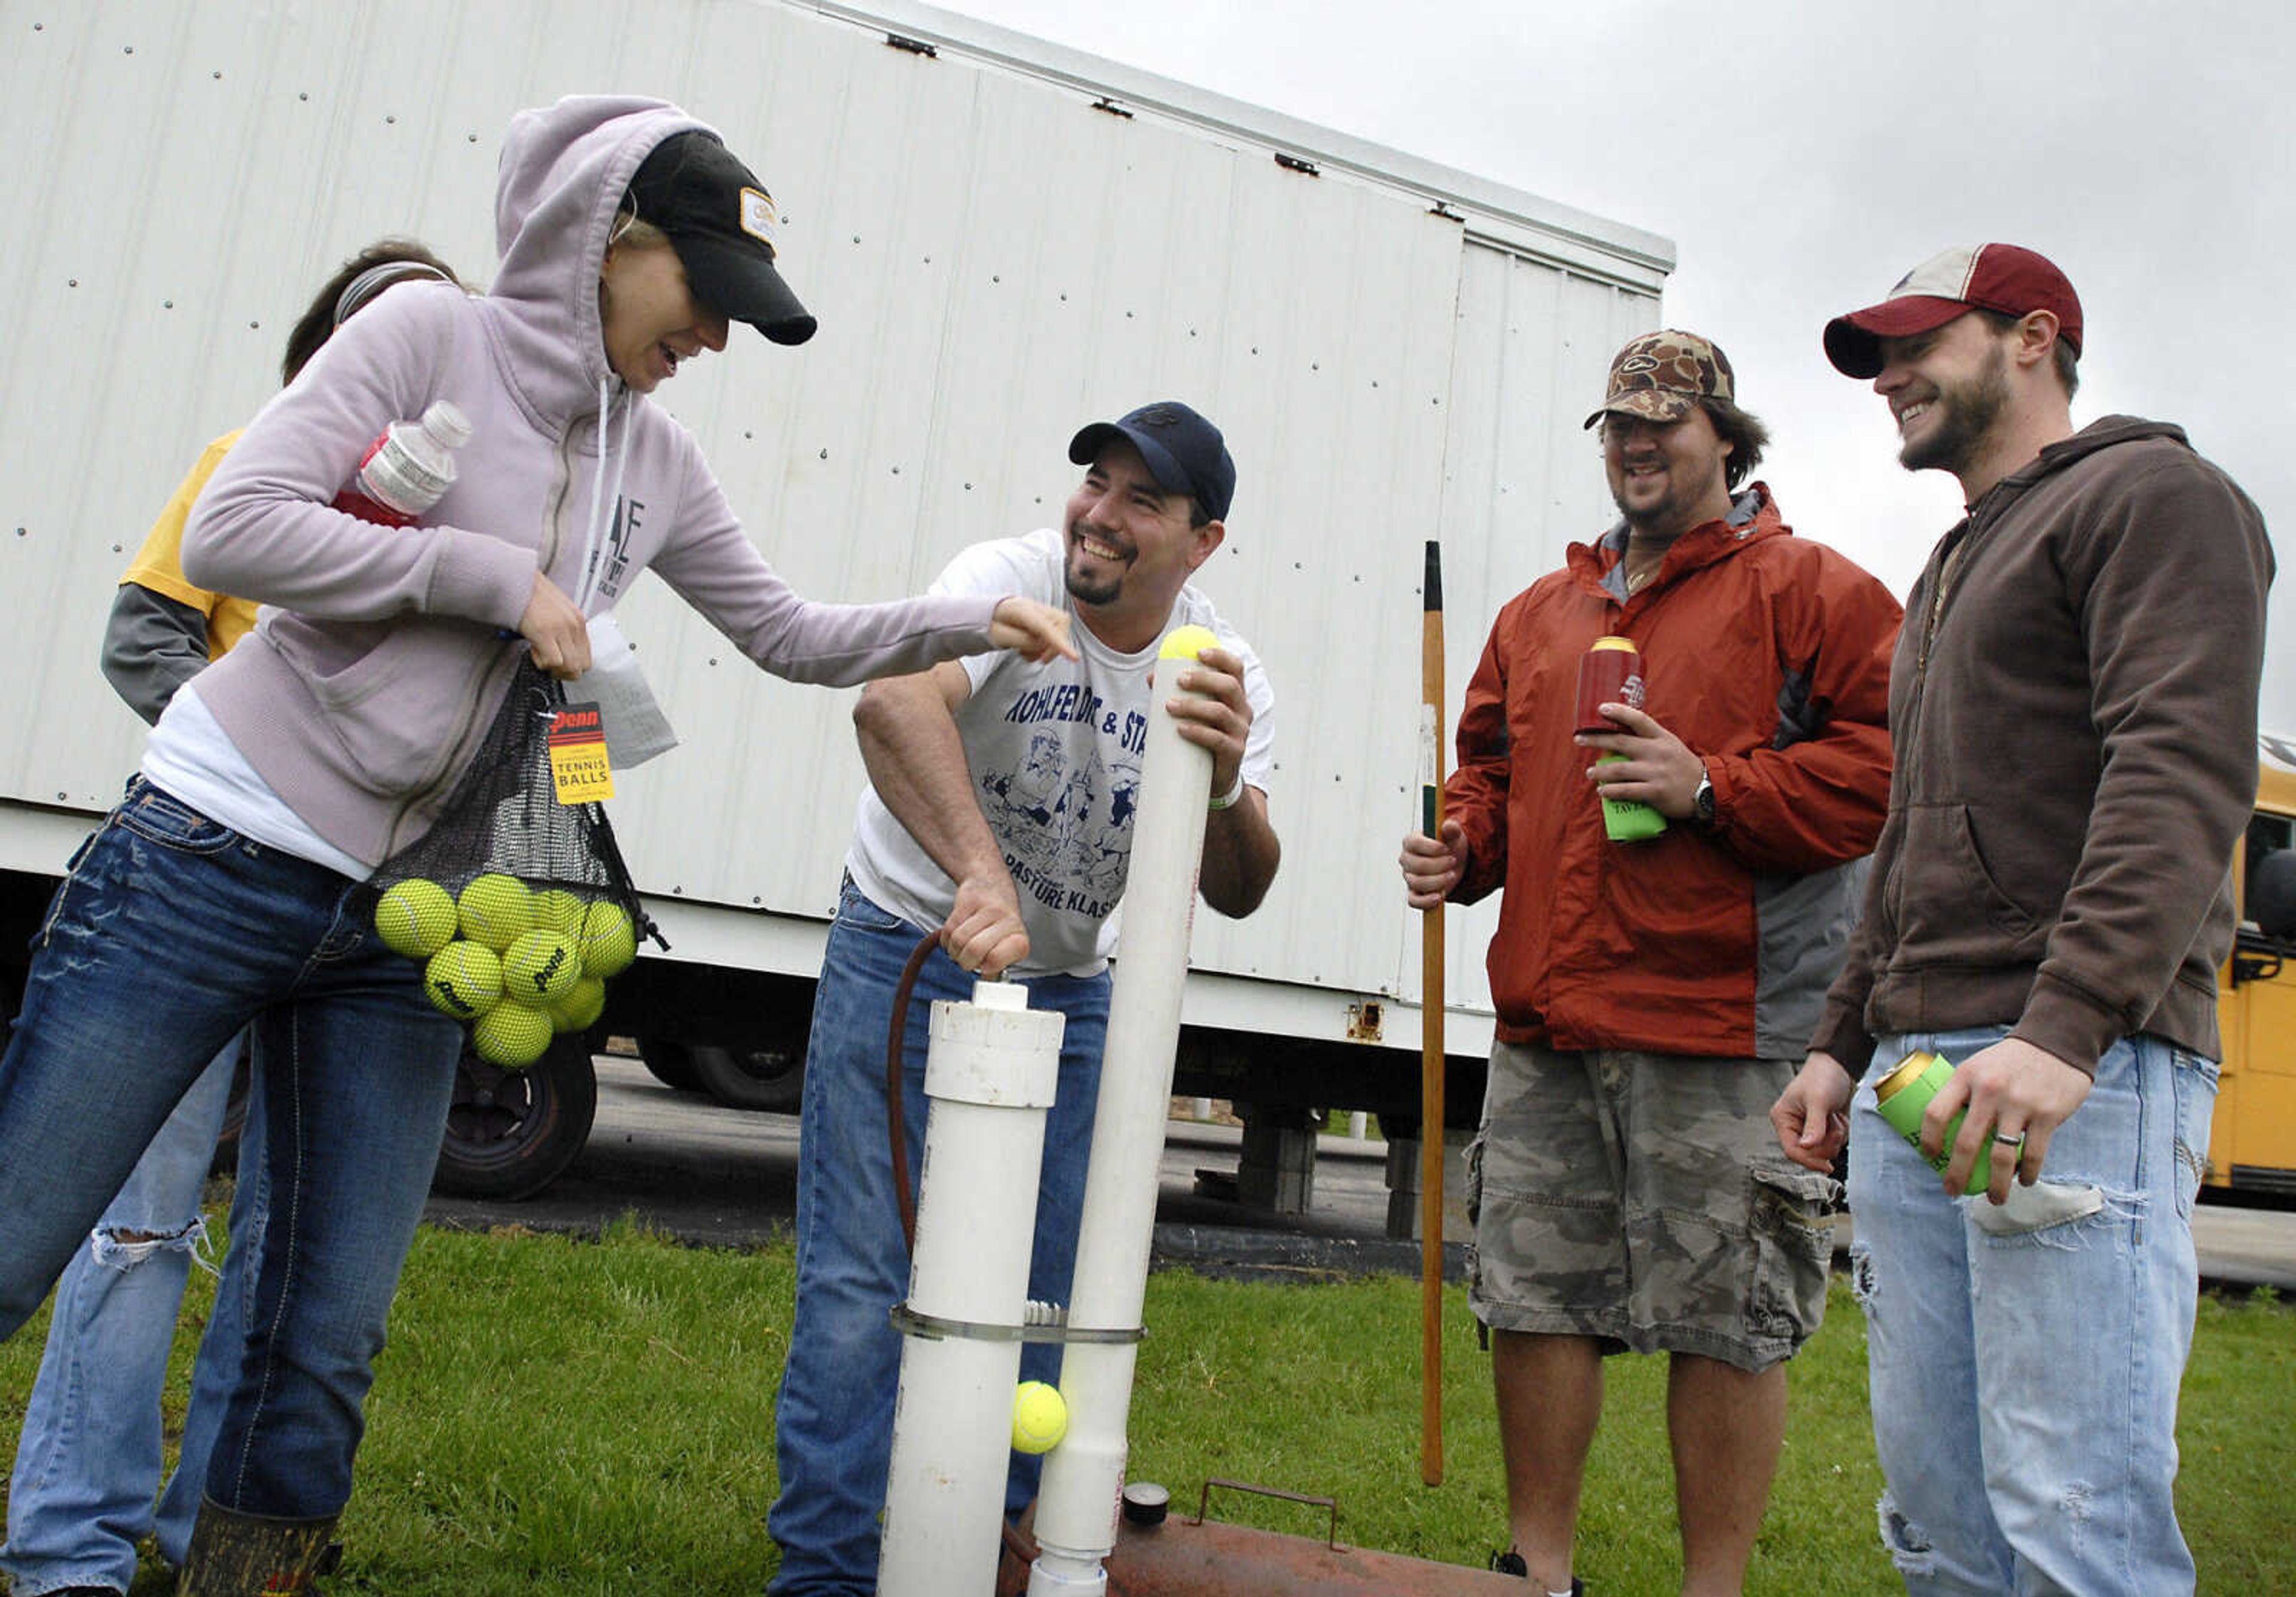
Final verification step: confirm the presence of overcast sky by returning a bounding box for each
[929,0,2293,729]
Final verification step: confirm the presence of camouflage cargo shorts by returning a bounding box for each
[1467,1041,1840,1372]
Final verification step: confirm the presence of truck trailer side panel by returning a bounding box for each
[0,0,1669,1083]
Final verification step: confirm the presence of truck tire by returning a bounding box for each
[433,1034,597,1200]
[636,1033,705,1093]
[688,1043,806,1114]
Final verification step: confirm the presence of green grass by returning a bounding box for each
[3,1211,2292,1594]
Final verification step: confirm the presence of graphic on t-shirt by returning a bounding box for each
[981,680,1150,922]
[848,529,1268,977]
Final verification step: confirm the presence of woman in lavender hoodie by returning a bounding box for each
[0,97,1070,1592]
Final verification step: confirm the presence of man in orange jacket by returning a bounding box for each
[1400,331,1900,1596]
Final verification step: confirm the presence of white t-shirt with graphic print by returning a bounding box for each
[845,529,1275,978]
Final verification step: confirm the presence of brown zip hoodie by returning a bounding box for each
[1812,416,2273,1076]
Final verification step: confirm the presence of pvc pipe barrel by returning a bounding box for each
[1029,632,1218,1595]
[880,981,1066,1597]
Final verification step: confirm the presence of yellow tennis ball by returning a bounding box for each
[502,929,581,1004]
[457,874,535,951]
[578,900,637,979]
[546,975,606,1034]
[1158,623,1220,662]
[471,1000,554,1067]
[375,878,457,960]
[1011,1381,1068,1455]
[424,940,503,1020]
[532,888,588,938]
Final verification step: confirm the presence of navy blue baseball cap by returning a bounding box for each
[1068,401,1235,522]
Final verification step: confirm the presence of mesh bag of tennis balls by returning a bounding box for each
[365,656,661,1067]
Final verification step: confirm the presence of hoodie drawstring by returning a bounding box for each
[575,373,629,616]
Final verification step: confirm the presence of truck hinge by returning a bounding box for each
[885,32,937,57]
[1274,152,1320,177]
[1091,96,1134,119]
[1429,200,1463,221]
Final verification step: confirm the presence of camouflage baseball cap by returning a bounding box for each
[1581,330,1735,430]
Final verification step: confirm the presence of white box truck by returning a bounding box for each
[0,0,1671,1202]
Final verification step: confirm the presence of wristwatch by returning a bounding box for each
[1692,766,1716,827]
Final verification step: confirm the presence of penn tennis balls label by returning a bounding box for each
[502,929,581,1004]
[425,940,503,1019]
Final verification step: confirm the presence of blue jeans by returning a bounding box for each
[1,1036,265,1596]
[768,881,1109,1596]
[155,1055,272,1567]
[0,780,462,1522]
[1846,1027,2215,1595]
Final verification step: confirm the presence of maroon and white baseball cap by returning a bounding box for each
[1823,245,2082,378]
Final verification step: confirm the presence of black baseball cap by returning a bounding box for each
[627,130,816,346]
[1067,401,1235,522]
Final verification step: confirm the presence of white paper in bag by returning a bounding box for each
[583,612,677,769]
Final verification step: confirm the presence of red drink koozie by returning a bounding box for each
[1575,635,1645,734]
[1576,635,1666,842]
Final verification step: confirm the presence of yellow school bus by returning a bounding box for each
[2213,735,2296,1195]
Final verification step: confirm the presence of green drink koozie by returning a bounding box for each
[1873,1051,1989,1196]
[1596,753,1668,842]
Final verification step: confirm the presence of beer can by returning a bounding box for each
[1574,635,1645,735]
[1576,636,1666,842]
[1872,1051,1990,1196]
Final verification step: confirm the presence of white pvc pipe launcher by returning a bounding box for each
[878,979,1066,1597]
[1028,632,1217,1597]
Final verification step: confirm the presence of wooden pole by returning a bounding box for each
[1418,539,1446,1487]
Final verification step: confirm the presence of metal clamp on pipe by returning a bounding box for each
[888,1303,1142,1346]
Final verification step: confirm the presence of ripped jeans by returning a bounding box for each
[1846,1028,2215,1596]
[2,1036,262,1596]
[0,780,462,1525]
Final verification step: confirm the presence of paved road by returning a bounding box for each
[425,1056,1425,1278]
[425,1056,2296,1291]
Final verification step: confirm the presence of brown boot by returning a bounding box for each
[176,1498,340,1596]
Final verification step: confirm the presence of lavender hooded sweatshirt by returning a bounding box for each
[182,97,1003,866]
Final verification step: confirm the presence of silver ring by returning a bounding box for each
[1993,1131,2026,1152]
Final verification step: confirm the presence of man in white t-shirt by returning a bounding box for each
[768,402,1281,1595]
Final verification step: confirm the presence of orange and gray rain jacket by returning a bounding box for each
[1445,484,1901,1060]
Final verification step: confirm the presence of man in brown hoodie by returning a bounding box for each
[1772,245,2273,1595]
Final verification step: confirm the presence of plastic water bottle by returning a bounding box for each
[333,400,472,527]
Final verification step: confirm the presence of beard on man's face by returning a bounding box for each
[1901,344,2010,477]
[1064,554,1121,607]
[1064,520,1128,606]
